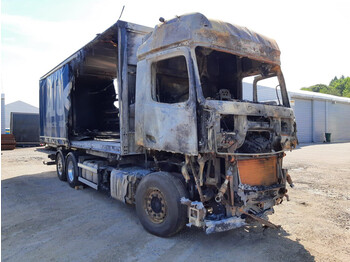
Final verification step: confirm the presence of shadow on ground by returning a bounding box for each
[2,172,315,262]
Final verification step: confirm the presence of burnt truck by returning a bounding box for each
[40,13,298,236]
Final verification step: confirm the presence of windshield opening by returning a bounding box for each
[195,46,286,106]
[242,75,283,106]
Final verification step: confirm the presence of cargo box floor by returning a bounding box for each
[70,140,121,154]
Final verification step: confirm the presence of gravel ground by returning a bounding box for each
[1,143,350,262]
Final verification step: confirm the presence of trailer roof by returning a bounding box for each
[40,21,152,80]
[41,13,281,80]
[138,13,281,65]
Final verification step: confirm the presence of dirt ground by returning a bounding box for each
[1,143,350,262]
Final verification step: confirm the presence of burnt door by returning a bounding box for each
[135,49,198,155]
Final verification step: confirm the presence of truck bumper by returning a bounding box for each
[205,216,246,234]
[181,197,277,234]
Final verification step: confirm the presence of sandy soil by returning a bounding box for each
[1,143,350,262]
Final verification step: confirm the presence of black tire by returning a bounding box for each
[135,172,188,237]
[56,150,66,181]
[65,152,81,188]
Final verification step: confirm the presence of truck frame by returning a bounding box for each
[40,13,298,236]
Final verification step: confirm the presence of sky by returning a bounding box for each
[1,0,350,107]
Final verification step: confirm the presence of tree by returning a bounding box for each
[301,84,328,93]
[301,76,350,98]
[329,76,338,86]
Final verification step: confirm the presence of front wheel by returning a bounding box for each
[135,172,188,237]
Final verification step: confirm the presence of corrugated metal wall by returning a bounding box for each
[1,94,5,134]
[294,99,312,143]
[313,100,326,142]
[328,102,350,141]
[292,99,350,143]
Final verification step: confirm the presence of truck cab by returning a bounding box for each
[40,13,297,236]
[136,13,297,155]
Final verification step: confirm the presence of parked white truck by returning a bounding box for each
[40,13,298,236]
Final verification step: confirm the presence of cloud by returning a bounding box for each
[1,0,350,106]
[1,13,118,105]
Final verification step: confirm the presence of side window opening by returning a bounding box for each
[152,56,189,104]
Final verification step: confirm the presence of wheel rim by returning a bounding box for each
[145,189,167,224]
[67,160,74,182]
[57,154,63,176]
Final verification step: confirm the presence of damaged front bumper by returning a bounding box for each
[205,216,247,234]
[181,193,280,234]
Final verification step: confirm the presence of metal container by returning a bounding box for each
[10,112,39,146]
[81,160,106,184]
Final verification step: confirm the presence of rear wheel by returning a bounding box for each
[135,172,188,237]
[56,150,66,181]
[66,152,81,188]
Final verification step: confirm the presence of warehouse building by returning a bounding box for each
[289,90,350,143]
[243,83,350,143]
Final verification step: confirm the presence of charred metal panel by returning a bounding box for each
[140,102,197,154]
[118,24,129,155]
[135,48,198,155]
[199,101,297,154]
[118,23,153,155]
[205,99,294,118]
[70,140,121,155]
[110,167,151,203]
[138,13,280,65]
[110,169,129,203]
[127,26,152,65]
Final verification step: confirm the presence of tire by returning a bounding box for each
[135,172,189,237]
[65,152,81,188]
[56,150,66,181]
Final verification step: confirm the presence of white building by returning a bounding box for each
[289,90,350,143]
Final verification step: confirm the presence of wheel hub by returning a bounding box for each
[67,161,74,182]
[145,189,167,223]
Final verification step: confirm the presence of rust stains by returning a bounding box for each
[238,156,278,186]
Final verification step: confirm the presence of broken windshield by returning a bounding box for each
[195,46,288,106]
